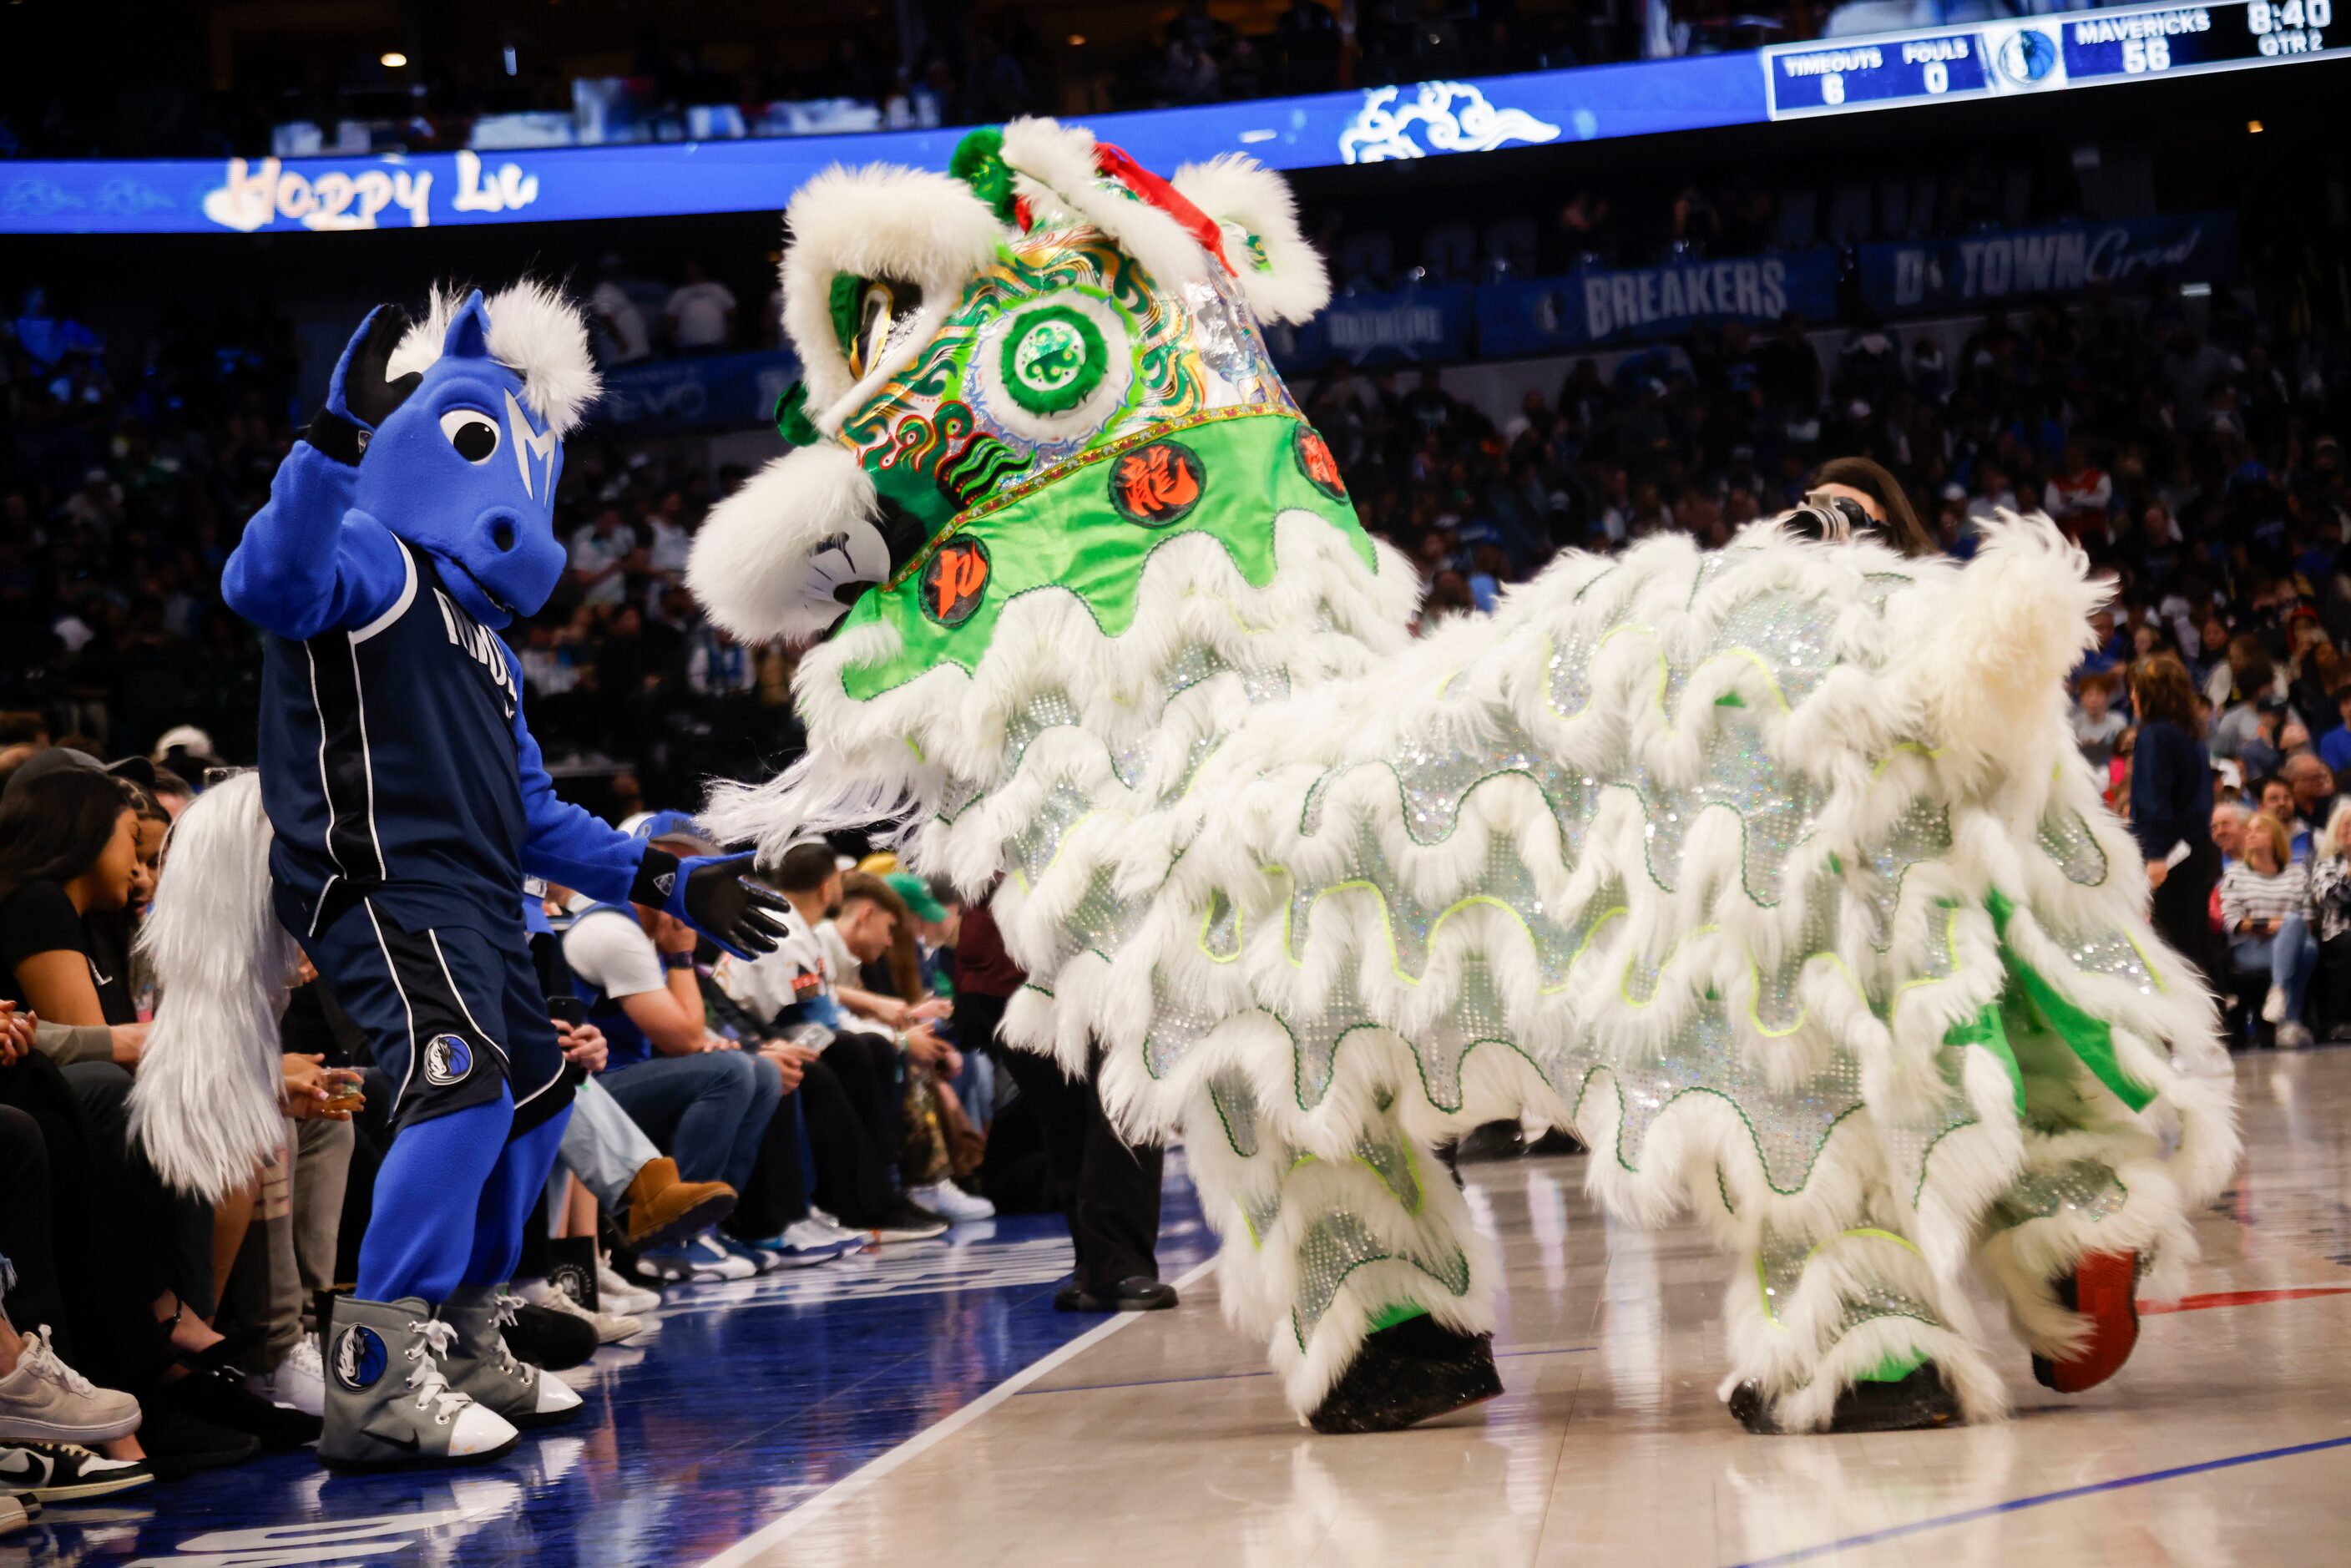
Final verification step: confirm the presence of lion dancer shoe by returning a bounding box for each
[2033,1251,2141,1393]
[1718,1223,1998,1436]
[320,1298,518,1470]
[436,1288,584,1430]
[1185,1079,1504,1434]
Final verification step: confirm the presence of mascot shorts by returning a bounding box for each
[311,899,570,1136]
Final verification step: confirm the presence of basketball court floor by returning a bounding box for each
[18,1048,2351,1567]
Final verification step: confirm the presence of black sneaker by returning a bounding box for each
[133,1406,260,1480]
[870,1197,949,1243]
[498,1301,598,1373]
[0,1443,154,1501]
[1728,1363,1961,1434]
[1052,1281,1109,1313]
[164,1365,321,1449]
[1106,1276,1178,1311]
[1307,1316,1503,1434]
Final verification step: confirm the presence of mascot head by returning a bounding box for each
[688,119,1341,689]
[351,283,598,629]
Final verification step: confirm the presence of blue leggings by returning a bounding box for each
[356,1090,574,1303]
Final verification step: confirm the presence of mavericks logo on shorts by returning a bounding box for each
[422,1033,474,1086]
[332,1324,387,1391]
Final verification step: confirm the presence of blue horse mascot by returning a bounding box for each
[217,286,788,1469]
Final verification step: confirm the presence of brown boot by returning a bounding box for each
[619,1159,736,1251]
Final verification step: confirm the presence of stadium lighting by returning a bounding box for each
[1068,33,1085,46]
[381,51,408,68]
[2247,119,2263,132]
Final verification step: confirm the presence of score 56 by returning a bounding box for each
[2122,35,2174,68]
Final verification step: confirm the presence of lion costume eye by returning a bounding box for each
[836,276,924,382]
[437,408,500,463]
[972,294,1135,448]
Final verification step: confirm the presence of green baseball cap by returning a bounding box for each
[886,872,948,924]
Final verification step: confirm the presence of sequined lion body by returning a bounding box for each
[689,119,2237,1430]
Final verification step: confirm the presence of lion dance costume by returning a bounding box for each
[682,119,2239,1436]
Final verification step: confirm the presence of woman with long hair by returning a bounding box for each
[2130,653,2220,981]
[0,768,144,1025]
[2218,813,2316,1047]
[0,766,308,1468]
[1804,455,1937,558]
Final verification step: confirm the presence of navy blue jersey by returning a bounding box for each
[226,439,655,947]
[255,539,529,939]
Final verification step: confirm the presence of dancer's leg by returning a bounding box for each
[1185,1070,1498,1426]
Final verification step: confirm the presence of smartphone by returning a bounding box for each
[546,994,587,1027]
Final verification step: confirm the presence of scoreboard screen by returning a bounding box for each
[1762,0,2344,119]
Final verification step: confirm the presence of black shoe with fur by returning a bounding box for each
[1307,1316,1503,1435]
[1727,1363,1961,1434]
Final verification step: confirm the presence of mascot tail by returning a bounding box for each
[129,772,304,1203]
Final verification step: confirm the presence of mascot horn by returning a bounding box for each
[688,118,2237,1436]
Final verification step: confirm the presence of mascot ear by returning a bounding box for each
[442,291,494,361]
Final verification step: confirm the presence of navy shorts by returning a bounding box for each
[309,900,570,1136]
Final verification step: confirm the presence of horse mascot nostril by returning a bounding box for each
[132,283,793,1471]
[690,116,2240,1438]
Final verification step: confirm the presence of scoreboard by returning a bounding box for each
[1762,0,2344,119]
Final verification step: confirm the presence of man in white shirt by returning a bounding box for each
[719,844,984,1229]
[568,508,635,609]
[557,827,790,1278]
[589,256,650,365]
[662,261,736,353]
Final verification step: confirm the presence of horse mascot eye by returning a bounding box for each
[438,409,501,463]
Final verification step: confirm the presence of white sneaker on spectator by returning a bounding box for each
[908,1181,996,1223]
[522,1281,643,1344]
[2277,1020,2313,1049]
[805,1207,866,1245]
[2263,985,2288,1024]
[0,1328,141,1445]
[596,1262,661,1318]
[242,1335,326,1418]
[682,1234,756,1281]
[775,1219,864,1264]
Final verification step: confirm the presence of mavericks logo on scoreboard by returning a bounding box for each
[1981,20,2069,88]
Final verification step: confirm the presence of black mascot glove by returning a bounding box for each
[631,848,792,961]
[303,304,421,466]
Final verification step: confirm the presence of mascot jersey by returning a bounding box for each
[229,321,643,948]
[218,286,788,1314]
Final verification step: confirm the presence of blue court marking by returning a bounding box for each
[28,1176,1214,1567]
[1728,1432,2351,1568]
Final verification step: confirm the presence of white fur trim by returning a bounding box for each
[779,165,1006,419]
[1171,154,1332,323]
[129,774,303,1202]
[999,118,1213,296]
[721,319,2234,1424]
[685,443,887,644]
[386,281,601,437]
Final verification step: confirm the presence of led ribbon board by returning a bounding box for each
[1763,0,2344,118]
[1,22,2338,236]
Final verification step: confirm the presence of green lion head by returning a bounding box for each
[687,118,1368,700]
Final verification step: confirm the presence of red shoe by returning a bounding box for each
[2031,1250,2139,1393]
